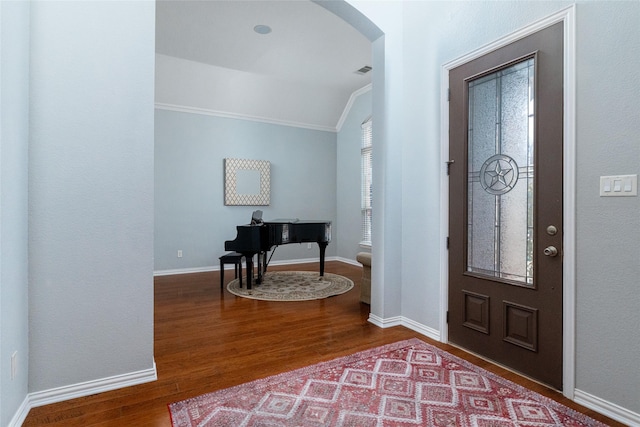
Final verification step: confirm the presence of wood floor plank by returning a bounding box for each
[22,261,623,426]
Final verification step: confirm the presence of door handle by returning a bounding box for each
[543,246,558,257]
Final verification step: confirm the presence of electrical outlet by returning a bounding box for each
[177,250,183,258]
[307,243,312,249]
[11,351,17,380]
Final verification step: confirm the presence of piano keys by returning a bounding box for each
[225,219,331,289]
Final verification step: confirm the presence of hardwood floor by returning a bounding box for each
[23,261,622,426]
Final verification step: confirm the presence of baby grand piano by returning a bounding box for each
[224,216,331,289]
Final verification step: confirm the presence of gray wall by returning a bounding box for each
[154,110,338,272]
[336,89,372,261]
[0,2,30,425]
[28,0,155,393]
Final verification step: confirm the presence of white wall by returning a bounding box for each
[349,0,639,421]
[28,0,156,394]
[0,1,30,425]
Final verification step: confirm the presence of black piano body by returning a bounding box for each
[225,219,332,289]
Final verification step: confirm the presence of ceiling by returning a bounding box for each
[155,0,372,130]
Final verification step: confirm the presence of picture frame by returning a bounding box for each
[224,158,271,206]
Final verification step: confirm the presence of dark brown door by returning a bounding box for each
[448,22,564,389]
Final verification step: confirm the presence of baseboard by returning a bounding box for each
[154,266,217,276]
[153,256,352,277]
[368,314,441,342]
[368,313,403,328]
[28,362,157,408]
[334,256,361,267]
[400,316,441,342]
[574,388,640,427]
[8,395,30,427]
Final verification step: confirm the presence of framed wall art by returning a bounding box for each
[224,158,271,206]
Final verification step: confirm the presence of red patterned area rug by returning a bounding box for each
[168,338,606,427]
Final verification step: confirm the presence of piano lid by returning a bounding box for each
[266,219,331,224]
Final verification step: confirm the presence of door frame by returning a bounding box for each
[439,5,576,398]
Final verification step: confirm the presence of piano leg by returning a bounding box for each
[244,253,255,290]
[318,241,328,276]
[254,251,268,284]
[262,251,268,274]
[256,252,262,284]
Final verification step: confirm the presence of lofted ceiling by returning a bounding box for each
[155,0,372,131]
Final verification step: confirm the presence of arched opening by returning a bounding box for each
[153,0,386,294]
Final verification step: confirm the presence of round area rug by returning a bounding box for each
[227,271,354,301]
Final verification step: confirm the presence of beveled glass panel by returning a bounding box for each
[468,180,496,273]
[467,58,535,286]
[498,176,528,280]
[468,76,498,172]
[501,64,530,167]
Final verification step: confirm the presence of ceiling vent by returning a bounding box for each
[355,65,372,75]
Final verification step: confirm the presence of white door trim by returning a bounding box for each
[439,5,576,398]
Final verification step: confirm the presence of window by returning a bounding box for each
[361,117,372,245]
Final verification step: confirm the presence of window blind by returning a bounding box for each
[361,118,372,245]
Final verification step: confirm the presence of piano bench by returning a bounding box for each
[219,252,244,289]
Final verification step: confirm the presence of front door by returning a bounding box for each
[448,22,564,389]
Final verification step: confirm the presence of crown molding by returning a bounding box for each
[156,82,372,134]
[336,83,372,132]
[155,102,337,133]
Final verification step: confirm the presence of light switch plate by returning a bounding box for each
[600,174,637,197]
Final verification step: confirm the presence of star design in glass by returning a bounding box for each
[479,154,520,195]
[485,160,514,189]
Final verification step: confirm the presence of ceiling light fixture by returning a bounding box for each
[254,25,272,35]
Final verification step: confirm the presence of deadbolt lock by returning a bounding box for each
[546,225,558,236]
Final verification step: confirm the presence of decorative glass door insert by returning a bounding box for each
[467,57,535,286]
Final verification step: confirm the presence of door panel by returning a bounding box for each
[448,22,563,389]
